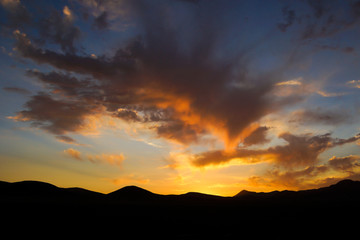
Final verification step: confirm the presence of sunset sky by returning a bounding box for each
[1,0,360,196]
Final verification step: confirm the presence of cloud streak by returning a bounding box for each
[192,132,360,168]
[248,155,360,190]
[64,148,82,160]
[64,148,125,167]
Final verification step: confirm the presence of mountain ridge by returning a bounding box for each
[2,179,360,238]
[1,178,359,201]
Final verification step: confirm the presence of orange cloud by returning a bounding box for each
[247,155,360,191]
[12,27,293,151]
[192,132,360,168]
[87,153,125,167]
[346,80,360,88]
[64,148,125,167]
[64,148,82,160]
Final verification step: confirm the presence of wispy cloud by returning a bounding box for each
[275,77,303,86]
[64,148,82,160]
[192,132,360,168]
[248,155,360,190]
[87,153,125,167]
[317,90,347,97]
[64,148,125,167]
[346,80,360,89]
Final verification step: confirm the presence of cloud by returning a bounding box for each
[64,148,125,167]
[87,153,125,167]
[277,6,296,32]
[275,78,302,86]
[9,93,100,135]
[192,132,360,168]
[289,108,349,125]
[346,80,360,89]
[55,135,78,145]
[328,155,360,173]
[6,0,360,162]
[154,121,204,145]
[63,6,73,20]
[26,70,97,97]
[113,108,141,122]
[299,0,360,40]
[92,11,109,30]
[37,7,81,54]
[192,148,265,167]
[243,126,270,146]
[64,148,82,160]
[13,29,125,80]
[316,90,347,97]
[3,86,31,95]
[1,1,80,53]
[10,2,299,149]
[248,154,360,190]
[0,0,31,29]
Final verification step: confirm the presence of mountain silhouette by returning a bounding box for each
[107,185,161,201]
[1,179,360,238]
[2,179,360,203]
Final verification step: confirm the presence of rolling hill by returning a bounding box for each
[1,179,359,238]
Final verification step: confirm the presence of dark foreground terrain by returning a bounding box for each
[1,179,360,238]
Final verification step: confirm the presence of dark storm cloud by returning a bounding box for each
[13,30,122,78]
[243,126,270,146]
[55,135,77,144]
[7,0,360,149]
[13,93,98,135]
[269,132,332,168]
[37,8,81,54]
[113,109,141,122]
[10,0,296,147]
[92,11,109,30]
[192,132,360,168]
[328,155,360,172]
[0,0,31,29]
[300,0,360,40]
[277,6,296,32]
[1,1,80,53]
[26,70,92,96]
[154,121,204,144]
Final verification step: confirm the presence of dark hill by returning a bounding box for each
[1,180,61,197]
[107,185,160,201]
[1,179,360,238]
[65,187,104,198]
[234,189,258,197]
[234,179,360,199]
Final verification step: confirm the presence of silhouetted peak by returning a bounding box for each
[333,179,355,186]
[327,179,360,191]
[14,180,59,188]
[118,185,153,194]
[66,187,104,197]
[184,192,205,196]
[183,192,218,198]
[107,185,157,200]
[234,190,257,197]
[6,180,61,196]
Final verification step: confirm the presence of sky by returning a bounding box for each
[0,0,360,196]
